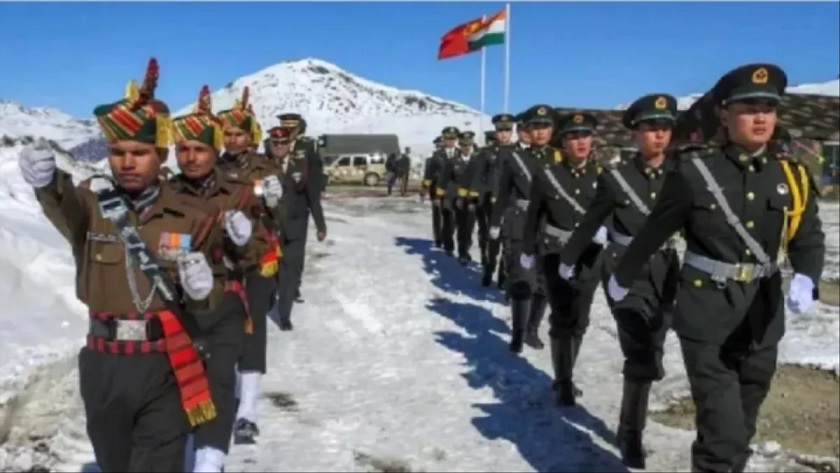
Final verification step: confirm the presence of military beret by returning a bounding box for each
[713,63,787,106]
[521,104,557,126]
[277,113,303,129]
[441,126,460,139]
[556,112,598,135]
[268,126,292,141]
[492,113,515,130]
[622,94,678,129]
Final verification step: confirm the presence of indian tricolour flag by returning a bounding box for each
[468,8,507,50]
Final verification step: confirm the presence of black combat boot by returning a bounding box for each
[233,418,260,445]
[508,299,530,354]
[481,260,496,287]
[617,378,652,469]
[524,294,547,349]
[551,335,577,407]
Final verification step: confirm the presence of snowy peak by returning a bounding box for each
[0,99,100,150]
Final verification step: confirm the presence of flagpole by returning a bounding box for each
[480,14,487,140]
[503,3,511,113]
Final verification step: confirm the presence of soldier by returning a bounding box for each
[429,127,461,255]
[489,106,558,353]
[396,147,412,196]
[216,88,284,445]
[420,136,445,247]
[19,58,220,471]
[464,114,515,286]
[609,64,824,472]
[276,112,327,304]
[269,122,327,331]
[521,111,608,407]
[440,130,478,263]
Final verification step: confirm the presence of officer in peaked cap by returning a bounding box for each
[514,112,531,149]
[420,135,447,247]
[558,93,680,468]
[609,63,823,472]
[436,129,478,263]
[423,126,461,254]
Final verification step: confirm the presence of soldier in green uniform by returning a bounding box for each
[441,130,478,263]
[19,58,220,472]
[430,127,461,256]
[610,64,825,472]
[420,136,445,247]
[559,94,681,467]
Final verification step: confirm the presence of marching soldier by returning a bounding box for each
[276,112,327,304]
[216,87,284,445]
[610,64,824,472]
[559,94,680,466]
[270,119,327,330]
[440,130,478,263]
[490,106,557,353]
[420,136,445,247]
[429,127,461,256]
[20,58,220,471]
[462,114,515,287]
[521,111,607,407]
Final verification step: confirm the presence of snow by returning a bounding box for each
[0,100,100,150]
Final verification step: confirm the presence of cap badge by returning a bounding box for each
[537,107,547,116]
[654,96,668,110]
[573,114,584,124]
[752,67,769,85]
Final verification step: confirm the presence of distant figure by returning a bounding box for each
[396,147,412,196]
[385,152,398,195]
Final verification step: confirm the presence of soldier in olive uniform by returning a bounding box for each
[429,127,461,255]
[268,123,327,331]
[216,88,284,444]
[420,136,445,247]
[490,106,558,353]
[277,112,327,304]
[610,64,824,472]
[461,114,515,287]
[560,94,681,467]
[20,59,221,472]
[521,112,607,407]
[440,130,478,263]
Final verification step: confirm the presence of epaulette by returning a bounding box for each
[80,174,114,192]
[675,143,715,161]
[553,149,563,163]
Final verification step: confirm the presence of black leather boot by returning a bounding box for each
[508,299,530,354]
[524,293,547,349]
[551,336,577,407]
[617,378,652,469]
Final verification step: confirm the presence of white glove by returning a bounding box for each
[178,252,214,301]
[786,273,816,315]
[559,263,575,280]
[520,253,534,270]
[223,210,252,247]
[607,275,629,302]
[261,175,283,207]
[18,138,56,188]
[489,226,501,240]
[592,226,609,246]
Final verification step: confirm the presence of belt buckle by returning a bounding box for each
[115,320,148,341]
[734,264,755,282]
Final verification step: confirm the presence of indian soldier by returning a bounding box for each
[609,64,824,472]
[271,120,328,330]
[489,106,558,353]
[521,111,608,407]
[439,130,478,263]
[19,58,220,471]
[465,114,515,287]
[420,136,445,247]
[430,127,461,256]
[276,112,327,304]
[216,87,284,445]
[559,94,680,466]
[396,147,412,196]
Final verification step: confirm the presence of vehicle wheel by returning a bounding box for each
[364,173,380,187]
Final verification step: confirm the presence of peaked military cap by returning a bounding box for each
[492,113,515,130]
[514,112,525,125]
[441,126,460,139]
[522,104,557,126]
[714,63,787,106]
[171,84,224,152]
[622,93,678,129]
[459,130,476,144]
[277,113,303,129]
[556,112,598,135]
[217,86,262,142]
[94,58,172,148]
[433,136,443,145]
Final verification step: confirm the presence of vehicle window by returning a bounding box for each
[352,156,367,167]
[336,156,351,167]
[322,155,337,166]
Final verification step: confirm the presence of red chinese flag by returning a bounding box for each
[437,17,484,60]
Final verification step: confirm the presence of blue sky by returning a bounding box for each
[0,1,837,118]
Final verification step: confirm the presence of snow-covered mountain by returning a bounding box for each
[0,100,100,150]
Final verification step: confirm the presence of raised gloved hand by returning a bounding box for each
[261,175,283,207]
[607,275,629,302]
[489,226,501,240]
[178,252,214,301]
[19,138,56,188]
[223,210,252,247]
[519,253,534,270]
[559,263,575,280]
[592,226,609,246]
[786,273,816,315]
